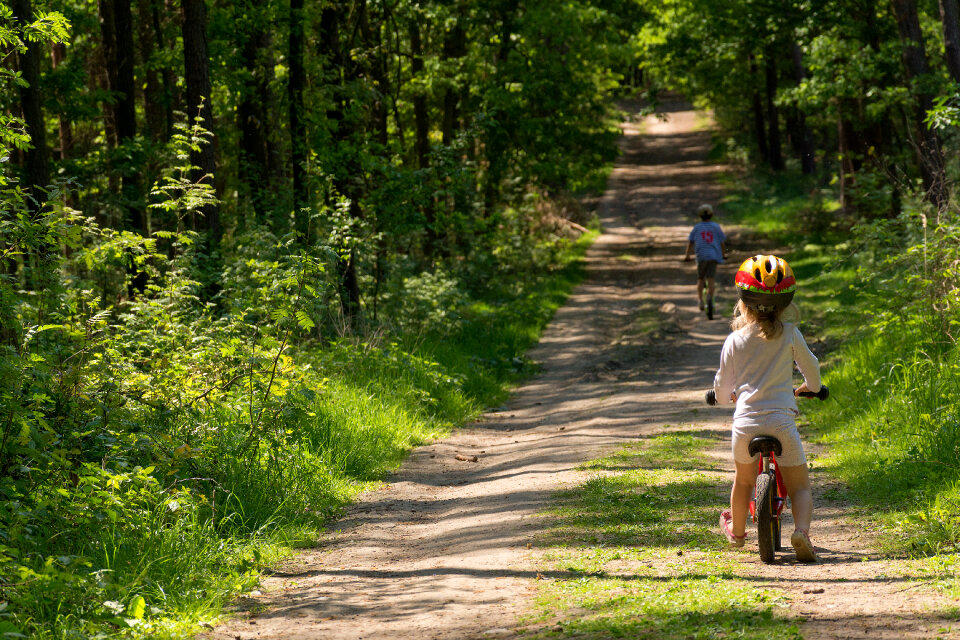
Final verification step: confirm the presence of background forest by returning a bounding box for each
[2,0,960,637]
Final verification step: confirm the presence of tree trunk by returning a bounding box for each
[891,0,948,210]
[12,0,49,208]
[113,0,136,142]
[115,0,143,232]
[790,42,816,174]
[764,48,784,171]
[155,2,176,137]
[410,18,429,170]
[98,0,143,231]
[181,0,221,244]
[441,16,466,145]
[98,0,118,148]
[289,0,308,235]
[409,12,437,257]
[837,115,855,211]
[940,0,960,82]
[748,54,768,162]
[50,43,73,161]
[360,5,388,148]
[137,0,167,141]
[238,24,270,223]
[483,0,520,215]
[320,2,363,326]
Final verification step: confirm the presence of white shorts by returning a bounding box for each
[731,414,807,467]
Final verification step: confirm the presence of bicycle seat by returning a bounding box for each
[748,436,782,457]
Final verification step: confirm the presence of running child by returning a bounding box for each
[683,204,726,319]
[713,254,821,563]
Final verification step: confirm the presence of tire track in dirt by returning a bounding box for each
[207,101,958,640]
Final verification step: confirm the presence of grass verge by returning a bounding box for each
[525,431,803,639]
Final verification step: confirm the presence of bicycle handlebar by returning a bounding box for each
[797,385,829,400]
[705,385,829,406]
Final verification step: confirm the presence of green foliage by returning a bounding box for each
[0,118,600,637]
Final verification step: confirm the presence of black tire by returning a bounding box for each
[755,471,777,563]
[707,299,714,320]
[774,496,782,551]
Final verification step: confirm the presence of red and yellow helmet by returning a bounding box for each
[735,254,796,312]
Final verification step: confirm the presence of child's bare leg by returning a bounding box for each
[706,277,716,302]
[779,464,813,532]
[696,278,706,307]
[730,460,758,536]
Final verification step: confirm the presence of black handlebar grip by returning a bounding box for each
[797,385,829,400]
[705,389,717,406]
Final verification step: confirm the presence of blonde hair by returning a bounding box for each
[731,300,799,340]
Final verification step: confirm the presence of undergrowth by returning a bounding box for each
[0,120,599,639]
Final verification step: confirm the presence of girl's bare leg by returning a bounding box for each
[779,464,813,532]
[730,460,758,536]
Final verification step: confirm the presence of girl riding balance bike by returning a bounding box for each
[712,254,822,563]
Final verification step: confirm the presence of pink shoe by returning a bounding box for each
[791,529,819,563]
[719,509,746,548]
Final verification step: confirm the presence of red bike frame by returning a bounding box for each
[749,451,787,520]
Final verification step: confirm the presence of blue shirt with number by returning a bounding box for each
[689,221,725,263]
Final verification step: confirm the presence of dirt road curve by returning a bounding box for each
[209,102,958,640]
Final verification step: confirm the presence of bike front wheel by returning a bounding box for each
[755,471,778,563]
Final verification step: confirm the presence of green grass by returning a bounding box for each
[719,169,844,245]
[527,431,804,639]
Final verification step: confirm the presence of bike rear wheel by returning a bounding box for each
[755,471,778,563]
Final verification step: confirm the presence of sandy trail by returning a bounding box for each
[209,102,958,640]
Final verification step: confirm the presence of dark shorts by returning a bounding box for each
[697,260,718,279]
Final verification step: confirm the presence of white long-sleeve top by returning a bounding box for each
[713,322,821,426]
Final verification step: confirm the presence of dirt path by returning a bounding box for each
[210,102,958,640]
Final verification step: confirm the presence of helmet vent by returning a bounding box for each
[766,258,774,273]
[776,269,783,284]
[754,268,761,281]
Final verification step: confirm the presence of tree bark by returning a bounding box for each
[320,2,363,325]
[113,0,136,142]
[939,0,960,83]
[748,54,768,163]
[238,23,270,223]
[137,0,167,141]
[441,16,466,145]
[12,0,49,209]
[289,0,308,234]
[837,116,854,211]
[360,5,388,148]
[891,0,948,210]
[98,0,118,148]
[790,42,816,174]
[181,0,221,244]
[483,0,520,215]
[50,43,73,161]
[410,17,429,170]
[115,0,143,232]
[155,2,176,137]
[764,48,784,171]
